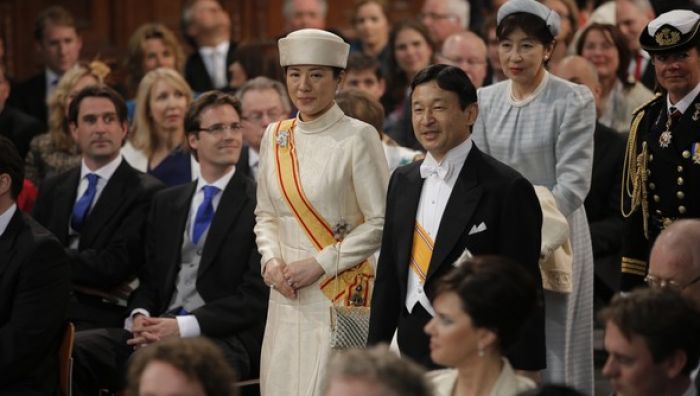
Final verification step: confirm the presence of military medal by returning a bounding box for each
[692,104,700,121]
[658,110,674,148]
[692,143,700,165]
[332,219,349,241]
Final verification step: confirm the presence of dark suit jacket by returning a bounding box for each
[368,144,545,370]
[585,123,626,295]
[184,43,236,92]
[0,209,70,395]
[129,170,268,370]
[32,159,164,325]
[0,106,44,159]
[7,73,48,127]
[236,145,253,180]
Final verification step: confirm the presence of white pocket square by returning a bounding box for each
[468,222,487,235]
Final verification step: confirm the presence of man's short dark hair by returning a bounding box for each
[600,288,700,376]
[34,6,77,42]
[411,64,477,110]
[67,85,128,125]
[126,337,238,396]
[184,91,242,135]
[0,136,24,200]
[346,53,383,80]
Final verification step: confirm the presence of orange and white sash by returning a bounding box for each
[273,119,373,306]
[410,222,434,284]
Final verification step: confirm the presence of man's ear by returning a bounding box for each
[0,173,11,197]
[662,349,688,379]
[378,78,386,97]
[70,121,79,143]
[465,102,479,125]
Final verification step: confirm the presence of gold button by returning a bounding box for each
[677,191,685,199]
[649,154,654,161]
[653,195,660,202]
[649,182,656,190]
[677,166,684,172]
[647,169,652,175]
[656,209,662,215]
[679,206,687,214]
[683,150,691,158]
[678,177,684,186]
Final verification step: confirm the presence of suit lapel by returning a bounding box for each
[426,147,483,281]
[672,92,700,155]
[198,171,248,275]
[0,210,23,277]
[79,161,131,248]
[53,169,80,244]
[394,165,424,287]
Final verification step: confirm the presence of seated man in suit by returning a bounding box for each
[235,76,291,181]
[32,85,164,329]
[72,91,268,395]
[368,64,545,374]
[9,6,82,126]
[0,136,70,395]
[182,0,235,91]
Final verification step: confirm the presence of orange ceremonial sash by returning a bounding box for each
[273,119,373,306]
[410,222,434,284]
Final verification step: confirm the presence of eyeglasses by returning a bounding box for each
[419,12,458,21]
[644,273,700,290]
[199,122,243,136]
[439,54,486,67]
[242,110,284,123]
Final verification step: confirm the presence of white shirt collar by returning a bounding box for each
[667,81,700,114]
[248,147,259,167]
[422,137,473,170]
[45,68,59,86]
[195,165,236,193]
[80,155,122,183]
[199,41,230,57]
[0,203,17,237]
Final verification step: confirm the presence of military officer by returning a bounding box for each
[620,9,700,291]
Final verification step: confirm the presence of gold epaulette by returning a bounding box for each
[632,92,663,115]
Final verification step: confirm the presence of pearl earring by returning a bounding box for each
[478,345,485,357]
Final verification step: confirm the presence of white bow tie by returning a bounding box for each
[420,162,451,179]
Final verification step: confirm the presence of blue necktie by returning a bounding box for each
[71,173,99,232]
[192,185,220,244]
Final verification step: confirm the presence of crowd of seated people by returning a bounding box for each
[1,0,700,395]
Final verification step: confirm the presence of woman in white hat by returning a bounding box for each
[471,0,596,394]
[254,29,389,395]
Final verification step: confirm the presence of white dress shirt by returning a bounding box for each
[667,81,700,114]
[199,41,230,89]
[405,138,472,315]
[69,155,123,247]
[126,166,236,338]
[248,146,260,181]
[0,203,17,237]
[45,68,60,105]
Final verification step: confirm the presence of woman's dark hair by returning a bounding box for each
[0,136,24,200]
[383,19,436,114]
[433,255,538,352]
[576,23,633,88]
[496,12,555,46]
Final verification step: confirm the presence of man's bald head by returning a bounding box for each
[439,31,488,88]
[649,219,700,305]
[553,55,602,116]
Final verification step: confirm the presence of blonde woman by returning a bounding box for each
[122,68,197,186]
[25,60,110,184]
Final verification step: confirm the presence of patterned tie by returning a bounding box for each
[71,173,100,232]
[192,185,220,245]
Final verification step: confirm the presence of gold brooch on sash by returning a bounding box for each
[692,104,700,121]
[655,27,681,46]
[276,130,289,148]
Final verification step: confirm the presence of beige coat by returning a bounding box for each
[427,359,536,396]
[255,103,389,396]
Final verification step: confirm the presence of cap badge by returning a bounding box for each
[655,27,681,46]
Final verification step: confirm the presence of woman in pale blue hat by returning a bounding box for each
[255,28,389,396]
[471,0,596,393]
